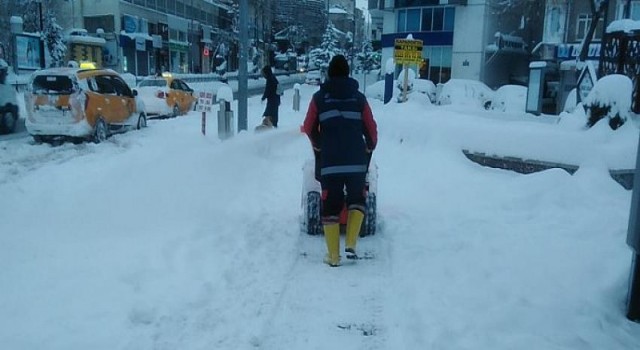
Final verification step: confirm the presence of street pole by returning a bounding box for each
[37,0,45,69]
[238,0,248,132]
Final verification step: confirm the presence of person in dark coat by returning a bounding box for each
[302,55,378,267]
[261,65,280,127]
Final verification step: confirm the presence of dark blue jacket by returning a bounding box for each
[303,77,377,176]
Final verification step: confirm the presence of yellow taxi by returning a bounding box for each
[25,67,147,143]
[136,73,197,117]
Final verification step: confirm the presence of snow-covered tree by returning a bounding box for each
[308,22,342,73]
[356,40,379,73]
[42,10,66,67]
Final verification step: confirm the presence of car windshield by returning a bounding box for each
[31,75,76,95]
[138,79,166,88]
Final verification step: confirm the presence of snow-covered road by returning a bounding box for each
[1,83,640,349]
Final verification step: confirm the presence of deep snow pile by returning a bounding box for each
[0,81,639,349]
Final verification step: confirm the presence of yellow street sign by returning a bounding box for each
[394,39,423,65]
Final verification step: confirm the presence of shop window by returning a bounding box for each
[422,46,452,83]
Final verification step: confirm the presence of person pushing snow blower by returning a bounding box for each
[302,55,378,267]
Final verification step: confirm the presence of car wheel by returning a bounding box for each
[172,104,180,117]
[304,191,323,235]
[93,118,108,143]
[0,110,17,134]
[359,193,377,237]
[32,135,46,144]
[137,113,147,129]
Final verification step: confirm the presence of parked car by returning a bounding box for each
[136,74,197,117]
[436,79,495,109]
[491,85,527,112]
[25,67,147,143]
[0,59,18,134]
[305,70,322,85]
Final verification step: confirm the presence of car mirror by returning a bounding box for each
[132,89,138,97]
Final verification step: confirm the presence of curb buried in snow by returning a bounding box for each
[462,150,635,190]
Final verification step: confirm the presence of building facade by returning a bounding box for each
[369,0,544,87]
[45,0,278,75]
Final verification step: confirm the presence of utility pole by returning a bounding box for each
[238,0,248,131]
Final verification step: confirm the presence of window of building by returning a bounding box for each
[444,7,455,31]
[616,0,640,20]
[400,7,454,32]
[176,1,185,17]
[421,8,432,31]
[576,13,604,41]
[134,0,144,6]
[157,0,166,12]
[406,9,421,31]
[146,0,156,10]
[167,0,176,15]
[397,10,407,32]
[432,7,444,31]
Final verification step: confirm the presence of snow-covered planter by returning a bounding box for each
[582,74,633,130]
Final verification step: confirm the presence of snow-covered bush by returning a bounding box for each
[582,74,632,130]
[396,67,416,92]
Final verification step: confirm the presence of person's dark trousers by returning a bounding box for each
[321,173,366,219]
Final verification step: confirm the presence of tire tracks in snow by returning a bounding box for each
[252,227,391,350]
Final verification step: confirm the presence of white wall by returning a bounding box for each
[451,1,487,80]
[380,11,396,76]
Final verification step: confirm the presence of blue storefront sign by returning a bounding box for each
[123,15,138,33]
[557,43,601,60]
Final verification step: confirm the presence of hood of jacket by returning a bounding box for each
[320,77,360,99]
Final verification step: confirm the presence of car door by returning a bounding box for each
[167,79,181,112]
[93,74,126,124]
[111,75,137,122]
[178,79,195,113]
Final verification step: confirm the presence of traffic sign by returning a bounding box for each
[203,47,210,57]
[394,39,423,65]
[196,91,214,113]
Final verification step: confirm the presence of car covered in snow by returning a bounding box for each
[305,70,323,85]
[491,84,527,112]
[136,74,197,117]
[24,67,147,143]
[436,79,494,109]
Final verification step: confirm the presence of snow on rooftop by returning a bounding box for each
[329,7,349,14]
[607,19,640,33]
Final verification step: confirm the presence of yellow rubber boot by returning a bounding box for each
[323,223,341,267]
[345,209,365,259]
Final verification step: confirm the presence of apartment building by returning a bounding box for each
[48,0,276,75]
[368,0,544,87]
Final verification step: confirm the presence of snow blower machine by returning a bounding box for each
[300,156,378,237]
